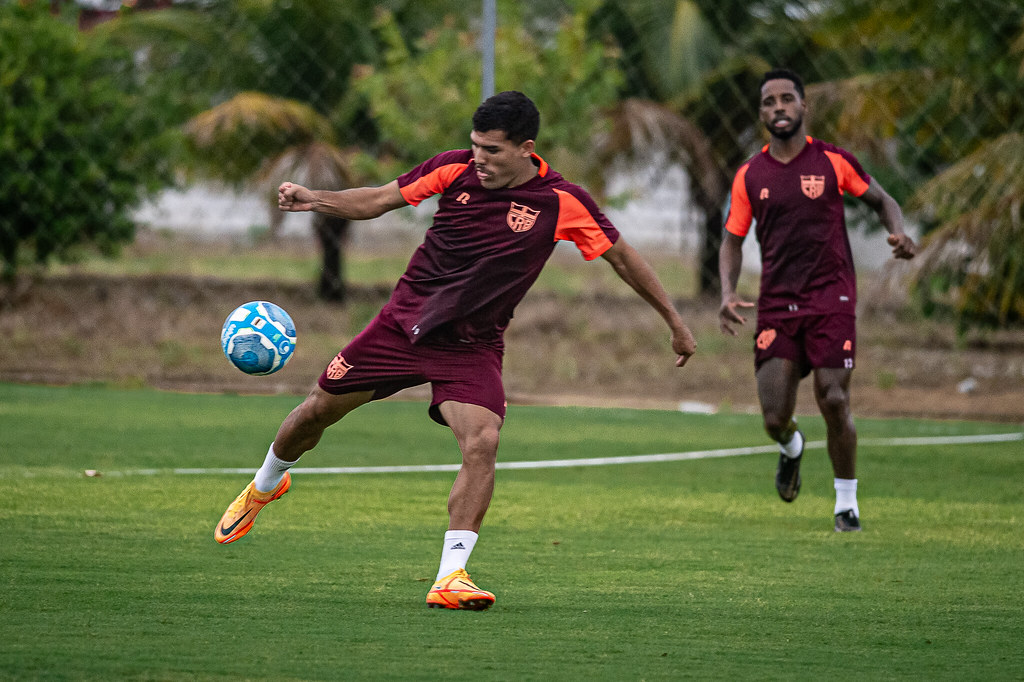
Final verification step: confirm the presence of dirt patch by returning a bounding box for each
[2,273,1022,422]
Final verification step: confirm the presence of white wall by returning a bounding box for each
[134,168,915,273]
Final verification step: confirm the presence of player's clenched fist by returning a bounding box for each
[278,182,316,212]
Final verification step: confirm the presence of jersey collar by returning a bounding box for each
[531,153,549,177]
[761,135,813,154]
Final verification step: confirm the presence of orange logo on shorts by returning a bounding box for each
[756,328,777,350]
[325,353,353,380]
[842,339,852,351]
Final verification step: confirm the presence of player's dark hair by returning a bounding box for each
[472,91,540,144]
[760,68,805,99]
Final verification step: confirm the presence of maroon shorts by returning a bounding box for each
[318,309,506,425]
[753,313,856,378]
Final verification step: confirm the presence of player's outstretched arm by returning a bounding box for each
[601,238,696,367]
[718,232,754,336]
[278,180,407,221]
[859,179,916,260]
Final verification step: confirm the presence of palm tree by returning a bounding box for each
[588,96,731,295]
[184,92,357,302]
[909,132,1024,330]
[802,2,1024,331]
[85,1,461,303]
[260,142,357,301]
[585,0,773,296]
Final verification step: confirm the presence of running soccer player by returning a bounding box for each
[718,69,916,532]
[215,91,698,609]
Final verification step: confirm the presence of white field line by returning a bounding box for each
[100,432,1023,477]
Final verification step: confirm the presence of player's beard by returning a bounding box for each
[766,114,803,141]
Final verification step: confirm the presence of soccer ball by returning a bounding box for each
[221,301,297,375]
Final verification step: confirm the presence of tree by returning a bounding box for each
[803,0,1024,332]
[338,7,624,178]
[183,92,356,301]
[0,2,177,283]
[179,3,627,303]
[261,142,357,302]
[91,0,472,303]
[911,133,1024,331]
[584,0,770,296]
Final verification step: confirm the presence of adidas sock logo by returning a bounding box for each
[449,542,466,550]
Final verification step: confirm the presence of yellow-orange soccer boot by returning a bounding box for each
[214,472,291,544]
[426,569,495,610]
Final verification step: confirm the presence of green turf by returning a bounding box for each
[1,383,1022,680]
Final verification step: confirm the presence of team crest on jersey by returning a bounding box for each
[325,353,353,380]
[506,202,540,232]
[800,175,825,199]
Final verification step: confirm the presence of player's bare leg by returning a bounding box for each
[438,400,502,533]
[425,400,501,610]
[214,387,373,544]
[812,368,856,479]
[273,386,375,461]
[756,358,801,442]
[814,367,861,531]
[756,358,805,502]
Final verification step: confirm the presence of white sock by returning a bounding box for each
[435,530,479,581]
[834,478,859,516]
[253,443,295,493]
[781,429,803,458]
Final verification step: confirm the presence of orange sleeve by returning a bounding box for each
[552,188,615,261]
[824,150,870,197]
[398,162,469,206]
[724,164,753,237]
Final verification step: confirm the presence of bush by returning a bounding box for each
[0,3,178,279]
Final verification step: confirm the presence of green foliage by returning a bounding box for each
[808,2,1024,190]
[0,3,178,278]
[804,1,1022,333]
[347,8,625,180]
[589,0,723,100]
[911,132,1024,332]
[499,12,625,161]
[85,5,239,124]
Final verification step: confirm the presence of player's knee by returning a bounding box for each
[296,391,340,429]
[816,384,849,415]
[762,412,790,438]
[461,427,500,465]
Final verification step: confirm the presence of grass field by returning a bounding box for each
[50,229,702,300]
[2,382,1022,680]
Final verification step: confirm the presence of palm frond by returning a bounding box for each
[906,132,1024,326]
[594,98,724,204]
[912,132,1024,239]
[182,92,336,185]
[256,142,356,191]
[806,70,968,162]
[185,92,334,149]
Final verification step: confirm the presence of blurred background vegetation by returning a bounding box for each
[1,0,1022,335]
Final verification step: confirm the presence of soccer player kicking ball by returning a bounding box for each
[215,91,697,609]
[719,69,916,532]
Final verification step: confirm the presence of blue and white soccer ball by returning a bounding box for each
[221,301,297,376]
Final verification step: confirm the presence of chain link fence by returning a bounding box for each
[2,0,1022,325]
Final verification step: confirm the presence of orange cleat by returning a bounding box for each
[426,569,495,610]
[214,472,291,544]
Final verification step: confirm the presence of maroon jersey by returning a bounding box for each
[390,149,619,344]
[724,137,871,317]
